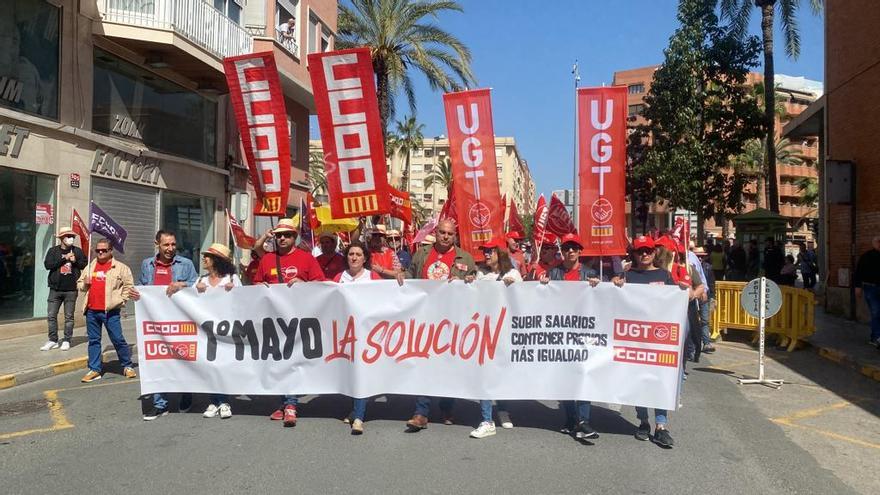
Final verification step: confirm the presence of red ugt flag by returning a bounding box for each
[532,195,549,243]
[507,198,524,234]
[547,193,576,237]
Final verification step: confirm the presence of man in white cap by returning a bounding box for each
[40,227,88,351]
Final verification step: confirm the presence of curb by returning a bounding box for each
[0,346,136,391]
[809,343,880,384]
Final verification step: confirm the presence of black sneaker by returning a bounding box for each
[574,420,599,440]
[559,416,577,435]
[179,394,193,413]
[143,407,168,421]
[635,422,650,441]
[653,427,674,448]
[703,343,716,353]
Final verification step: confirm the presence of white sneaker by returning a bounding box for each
[60,341,70,351]
[497,410,514,429]
[40,341,59,351]
[219,403,232,419]
[469,421,496,439]
[203,404,219,418]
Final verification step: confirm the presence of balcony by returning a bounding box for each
[780,204,817,219]
[99,0,253,60]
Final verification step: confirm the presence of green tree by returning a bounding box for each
[629,0,764,242]
[424,157,453,190]
[308,150,328,197]
[721,0,823,213]
[731,136,802,208]
[337,0,476,140]
[387,116,424,190]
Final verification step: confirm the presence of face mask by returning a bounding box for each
[62,237,75,247]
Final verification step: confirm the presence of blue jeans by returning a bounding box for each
[210,394,228,406]
[153,392,192,410]
[699,300,711,345]
[562,401,591,424]
[282,395,300,407]
[352,398,367,421]
[85,309,132,372]
[478,400,511,423]
[635,407,668,426]
[413,396,455,417]
[864,285,880,342]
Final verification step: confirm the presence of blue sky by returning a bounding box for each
[313,0,825,197]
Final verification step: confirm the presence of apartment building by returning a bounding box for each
[0,0,336,336]
[612,65,821,241]
[311,136,537,223]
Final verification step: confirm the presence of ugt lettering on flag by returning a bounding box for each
[89,202,127,253]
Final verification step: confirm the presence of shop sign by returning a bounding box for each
[91,148,161,185]
[0,124,30,158]
[36,203,54,225]
[70,173,81,189]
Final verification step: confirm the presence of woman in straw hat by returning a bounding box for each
[195,243,241,419]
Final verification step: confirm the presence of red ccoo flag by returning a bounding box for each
[531,195,548,245]
[547,194,576,236]
[71,208,89,255]
[508,198,524,234]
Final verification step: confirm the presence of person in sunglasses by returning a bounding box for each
[538,232,602,441]
[76,239,137,383]
[525,232,560,281]
[251,217,326,427]
[470,236,522,438]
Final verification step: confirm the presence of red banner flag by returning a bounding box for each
[532,195,549,243]
[226,209,256,250]
[438,185,457,223]
[309,48,391,218]
[577,86,628,256]
[508,198,524,234]
[547,193,576,237]
[223,52,291,216]
[71,208,89,255]
[307,193,321,231]
[443,89,504,256]
[412,216,438,246]
[671,216,689,247]
[388,187,412,224]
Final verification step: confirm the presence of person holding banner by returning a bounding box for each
[76,239,137,383]
[538,233,602,440]
[405,219,477,432]
[614,235,687,448]
[470,237,522,438]
[367,225,403,280]
[505,232,527,274]
[332,241,382,434]
[252,218,326,427]
[316,232,345,280]
[41,227,88,351]
[129,230,198,421]
[194,244,241,420]
[525,232,560,281]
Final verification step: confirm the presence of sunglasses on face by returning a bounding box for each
[637,248,655,255]
[95,249,110,254]
[274,232,295,239]
[437,230,455,236]
[561,244,581,252]
[541,245,557,251]
[481,248,496,256]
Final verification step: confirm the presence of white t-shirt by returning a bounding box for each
[337,269,377,284]
[476,268,523,283]
[277,23,294,35]
[196,274,242,290]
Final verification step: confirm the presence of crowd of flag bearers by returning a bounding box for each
[42,206,715,449]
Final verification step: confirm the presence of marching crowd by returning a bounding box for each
[39,217,744,449]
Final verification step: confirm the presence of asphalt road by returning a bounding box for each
[0,340,877,495]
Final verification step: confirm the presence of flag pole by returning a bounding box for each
[572,60,580,227]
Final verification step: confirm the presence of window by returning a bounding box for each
[628,104,645,117]
[213,0,242,24]
[321,27,332,52]
[438,150,446,156]
[0,0,60,119]
[308,14,319,54]
[628,83,645,94]
[495,147,504,157]
[410,164,423,173]
[275,1,300,54]
[93,49,217,164]
[288,118,297,164]
[424,164,433,172]
[423,193,433,202]
[423,149,434,158]
[412,149,422,157]
[160,192,215,267]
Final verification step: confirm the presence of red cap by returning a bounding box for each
[505,231,524,241]
[656,236,676,251]
[559,233,584,250]
[632,235,655,250]
[479,236,506,250]
[536,232,558,245]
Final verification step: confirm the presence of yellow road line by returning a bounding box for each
[53,379,139,394]
[44,390,72,429]
[771,400,859,424]
[0,374,15,390]
[772,418,880,450]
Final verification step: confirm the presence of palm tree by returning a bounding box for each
[721,0,823,213]
[388,116,424,190]
[424,157,453,190]
[337,0,477,139]
[732,137,802,208]
[308,150,328,197]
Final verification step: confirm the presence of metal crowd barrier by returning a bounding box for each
[710,281,816,351]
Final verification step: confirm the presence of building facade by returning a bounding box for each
[0,0,336,337]
[612,65,821,242]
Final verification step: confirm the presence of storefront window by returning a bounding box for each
[0,0,60,119]
[92,49,217,165]
[161,192,215,268]
[0,167,55,321]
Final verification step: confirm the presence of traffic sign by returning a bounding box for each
[740,277,782,319]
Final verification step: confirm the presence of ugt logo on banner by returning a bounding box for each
[443,89,504,257]
[577,86,628,256]
[308,48,391,219]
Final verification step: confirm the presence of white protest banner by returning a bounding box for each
[135,281,688,411]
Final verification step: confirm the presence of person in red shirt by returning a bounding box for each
[367,224,402,280]
[316,232,345,280]
[253,218,326,427]
[525,232,561,280]
[506,231,527,275]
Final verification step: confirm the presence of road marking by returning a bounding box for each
[772,418,880,450]
[0,379,136,441]
[770,400,862,424]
